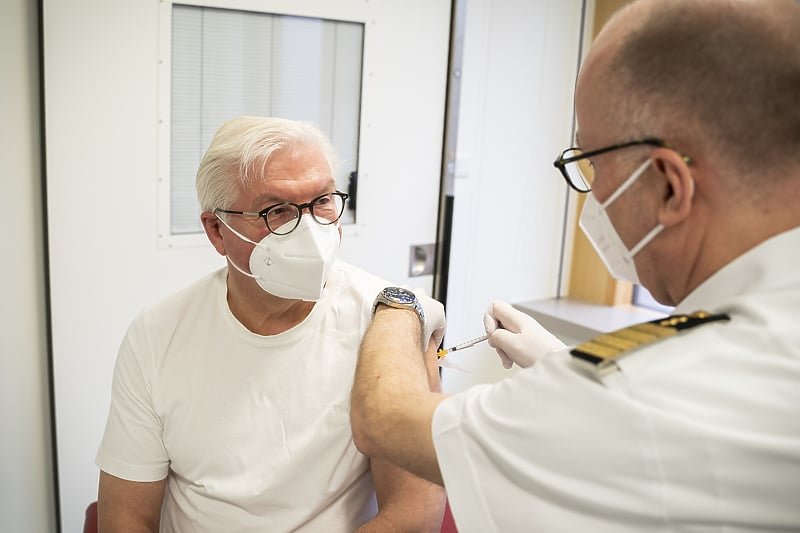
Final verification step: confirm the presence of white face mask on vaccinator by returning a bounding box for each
[579,159,664,285]
[218,213,341,301]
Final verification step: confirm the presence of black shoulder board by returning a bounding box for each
[570,311,730,377]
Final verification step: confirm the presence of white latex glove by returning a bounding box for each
[415,289,446,351]
[483,300,566,368]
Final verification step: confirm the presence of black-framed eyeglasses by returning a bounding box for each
[553,137,689,193]
[215,190,349,235]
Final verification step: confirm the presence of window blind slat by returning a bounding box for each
[169,5,363,234]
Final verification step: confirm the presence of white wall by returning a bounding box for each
[442,0,584,391]
[0,1,57,532]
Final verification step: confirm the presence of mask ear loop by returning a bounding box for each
[622,159,663,258]
[602,159,652,208]
[631,163,694,257]
[628,223,664,257]
[215,214,261,279]
[216,214,259,245]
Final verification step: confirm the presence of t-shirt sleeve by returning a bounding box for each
[95,313,170,482]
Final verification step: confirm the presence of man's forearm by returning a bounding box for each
[98,471,165,533]
[357,458,446,533]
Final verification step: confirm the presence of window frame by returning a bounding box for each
[156,0,365,248]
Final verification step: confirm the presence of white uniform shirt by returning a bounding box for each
[97,261,391,532]
[432,227,800,532]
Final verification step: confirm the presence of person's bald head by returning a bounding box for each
[577,0,800,183]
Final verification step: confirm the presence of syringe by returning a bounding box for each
[437,334,489,359]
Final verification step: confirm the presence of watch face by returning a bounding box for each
[384,286,415,304]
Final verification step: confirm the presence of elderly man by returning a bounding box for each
[351,0,800,531]
[96,116,444,532]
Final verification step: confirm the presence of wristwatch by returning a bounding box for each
[371,286,425,324]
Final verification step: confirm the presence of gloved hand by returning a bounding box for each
[415,289,446,351]
[483,300,566,368]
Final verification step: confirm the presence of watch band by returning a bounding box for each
[371,286,425,324]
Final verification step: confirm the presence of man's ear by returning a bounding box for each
[652,148,694,228]
[200,211,227,256]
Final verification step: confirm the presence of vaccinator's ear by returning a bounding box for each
[653,148,694,228]
[200,211,227,256]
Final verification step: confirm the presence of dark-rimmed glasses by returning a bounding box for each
[215,191,349,235]
[554,138,685,193]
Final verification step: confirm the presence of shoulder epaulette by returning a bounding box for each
[571,311,730,377]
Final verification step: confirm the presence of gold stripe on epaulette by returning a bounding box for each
[571,310,730,377]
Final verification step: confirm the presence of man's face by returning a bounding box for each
[220,146,339,274]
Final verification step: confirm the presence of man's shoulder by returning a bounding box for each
[331,260,393,297]
[592,302,800,390]
[571,311,731,379]
[136,267,225,326]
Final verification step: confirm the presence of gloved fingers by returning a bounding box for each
[489,328,535,368]
[483,308,499,335]
[417,292,446,348]
[486,300,531,334]
[486,329,514,369]
[497,348,513,369]
[431,326,446,351]
[488,327,523,352]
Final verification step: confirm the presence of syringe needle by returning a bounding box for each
[437,334,489,359]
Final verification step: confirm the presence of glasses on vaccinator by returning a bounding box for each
[553,137,692,193]
[214,191,349,236]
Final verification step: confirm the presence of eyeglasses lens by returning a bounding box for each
[563,149,594,192]
[265,193,345,235]
[310,193,345,224]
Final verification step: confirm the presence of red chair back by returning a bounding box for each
[441,499,458,533]
[83,501,98,533]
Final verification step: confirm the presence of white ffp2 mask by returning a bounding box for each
[218,214,341,301]
[579,159,663,285]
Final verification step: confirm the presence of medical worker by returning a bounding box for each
[351,0,800,531]
[96,117,445,532]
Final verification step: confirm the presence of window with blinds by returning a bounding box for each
[168,4,364,235]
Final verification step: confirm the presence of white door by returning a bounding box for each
[43,0,450,530]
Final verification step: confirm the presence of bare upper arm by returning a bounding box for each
[98,470,166,533]
[352,315,449,485]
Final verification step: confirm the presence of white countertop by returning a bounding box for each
[514,298,668,346]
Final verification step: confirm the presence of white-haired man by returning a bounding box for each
[97,116,445,532]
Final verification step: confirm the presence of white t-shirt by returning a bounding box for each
[97,261,392,532]
[432,227,800,532]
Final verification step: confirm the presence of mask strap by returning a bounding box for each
[628,166,677,256]
[216,214,260,279]
[226,256,259,279]
[216,214,259,246]
[602,159,652,208]
[628,223,664,257]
